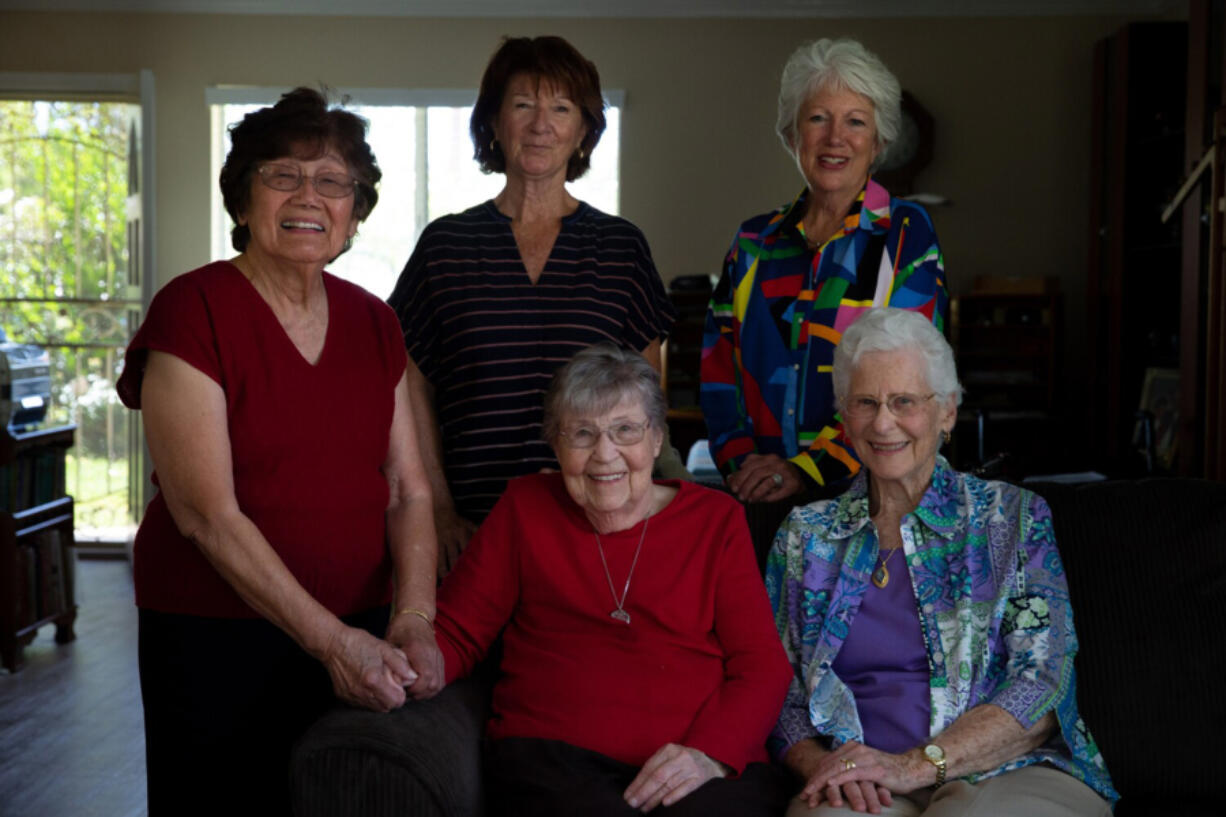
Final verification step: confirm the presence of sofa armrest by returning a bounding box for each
[1029,477,1226,814]
[291,675,490,817]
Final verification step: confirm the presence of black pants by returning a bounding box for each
[137,606,386,817]
[485,737,794,817]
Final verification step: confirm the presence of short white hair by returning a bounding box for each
[775,38,901,172]
[832,308,963,410]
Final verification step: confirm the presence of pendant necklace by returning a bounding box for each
[594,515,649,625]
[871,545,901,589]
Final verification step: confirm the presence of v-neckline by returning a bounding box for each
[225,260,331,368]
[487,199,586,288]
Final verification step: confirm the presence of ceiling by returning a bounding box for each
[0,0,1183,18]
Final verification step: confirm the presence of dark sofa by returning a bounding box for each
[290,477,1226,817]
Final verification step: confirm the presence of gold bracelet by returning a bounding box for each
[394,607,435,630]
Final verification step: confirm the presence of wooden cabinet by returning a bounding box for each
[950,286,1064,476]
[953,290,1061,413]
[1,424,76,673]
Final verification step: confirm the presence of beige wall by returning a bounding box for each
[0,10,1173,321]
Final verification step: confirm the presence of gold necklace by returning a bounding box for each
[594,515,649,625]
[871,545,901,589]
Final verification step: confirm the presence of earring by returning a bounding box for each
[489,138,498,152]
[941,429,951,445]
[577,147,586,160]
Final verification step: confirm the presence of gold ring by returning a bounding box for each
[842,758,856,770]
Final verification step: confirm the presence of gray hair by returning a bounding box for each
[832,308,963,410]
[775,38,902,172]
[542,344,667,443]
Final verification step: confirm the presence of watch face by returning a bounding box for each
[924,744,945,762]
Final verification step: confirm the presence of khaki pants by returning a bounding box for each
[785,765,1111,817]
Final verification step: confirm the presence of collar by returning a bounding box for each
[764,177,890,244]
[820,455,962,543]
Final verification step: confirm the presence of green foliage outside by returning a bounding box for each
[66,454,130,532]
[1,100,138,532]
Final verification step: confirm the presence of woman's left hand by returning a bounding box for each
[623,743,727,812]
[727,453,805,503]
[386,613,445,700]
[799,740,924,807]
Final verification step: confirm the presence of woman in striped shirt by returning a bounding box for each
[388,36,676,576]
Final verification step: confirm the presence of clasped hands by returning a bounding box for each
[321,612,445,712]
[623,743,727,812]
[798,740,925,814]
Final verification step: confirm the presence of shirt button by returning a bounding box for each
[912,556,922,567]
[794,364,800,370]
[787,409,795,415]
[933,651,944,663]
[923,603,934,614]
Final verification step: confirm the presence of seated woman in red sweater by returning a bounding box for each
[433,344,792,815]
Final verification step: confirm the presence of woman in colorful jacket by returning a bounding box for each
[701,38,947,505]
[766,308,1116,816]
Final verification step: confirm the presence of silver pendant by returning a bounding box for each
[610,609,631,624]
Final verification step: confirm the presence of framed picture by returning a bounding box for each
[1138,368,1179,470]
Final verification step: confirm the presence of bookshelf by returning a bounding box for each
[1,424,76,672]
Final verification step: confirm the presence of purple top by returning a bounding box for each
[830,552,930,754]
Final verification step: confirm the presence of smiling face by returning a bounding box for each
[554,395,664,533]
[843,348,956,498]
[239,150,358,270]
[492,73,587,185]
[791,84,881,203]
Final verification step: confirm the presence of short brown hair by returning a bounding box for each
[470,36,606,182]
[219,87,380,254]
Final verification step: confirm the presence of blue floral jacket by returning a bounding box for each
[764,457,1117,803]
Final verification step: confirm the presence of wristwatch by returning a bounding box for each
[923,743,946,788]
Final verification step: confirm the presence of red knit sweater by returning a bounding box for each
[436,474,791,773]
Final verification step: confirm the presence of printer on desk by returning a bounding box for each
[0,327,52,431]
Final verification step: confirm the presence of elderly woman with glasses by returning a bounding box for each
[431,344,792,816]
[766,308,1116,816]
[702,38,948,508]
[117,88,442,816]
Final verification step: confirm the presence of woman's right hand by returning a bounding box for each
[727,453,805,503]
[802,779,894,814]
[320,623,417,712]
[786,738,897,814]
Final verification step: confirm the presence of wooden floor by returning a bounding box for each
[0,557,147,817]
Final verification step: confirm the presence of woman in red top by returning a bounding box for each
[117,88,441,816]
[435,344,792,816]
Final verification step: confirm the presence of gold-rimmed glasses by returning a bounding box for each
[256,162,357,199]
[843,393,936,420]
[558,419,651,448]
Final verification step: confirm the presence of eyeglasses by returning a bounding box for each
[844,393,936,420]
[256,162,358,199]
[558,419,651,448]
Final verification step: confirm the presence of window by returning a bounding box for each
[209,88,622,298]
[0,97,142,540]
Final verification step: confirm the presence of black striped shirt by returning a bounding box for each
[388,200,675,522]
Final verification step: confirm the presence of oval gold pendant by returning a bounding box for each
[871,564,889,589]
